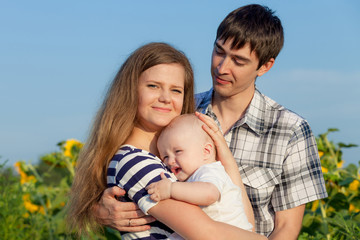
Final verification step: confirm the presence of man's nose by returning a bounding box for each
[217,57,231,74]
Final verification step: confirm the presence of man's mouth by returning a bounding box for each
[215,76,231,85]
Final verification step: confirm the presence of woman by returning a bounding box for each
[67,42,265,239]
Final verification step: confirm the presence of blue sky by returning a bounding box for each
[1,0,359,167]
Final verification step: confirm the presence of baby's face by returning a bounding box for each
[157,125,205,182]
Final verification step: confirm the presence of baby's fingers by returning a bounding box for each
[160,172,167,179]
[149,194,160,202]
[146,183,155,191]
[147,187,154,194]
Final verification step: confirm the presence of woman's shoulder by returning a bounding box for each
[115,144,157,159]
[107,144,175,189]
[108,144,163,171]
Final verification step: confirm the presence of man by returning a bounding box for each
[94,4,327,239]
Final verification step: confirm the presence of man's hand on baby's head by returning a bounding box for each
[146,172,172,202]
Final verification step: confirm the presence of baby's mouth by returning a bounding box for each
[171,167,181,175]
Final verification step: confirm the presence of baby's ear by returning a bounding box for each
[203,143,214,159]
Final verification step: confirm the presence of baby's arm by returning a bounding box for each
[147,172,220,206]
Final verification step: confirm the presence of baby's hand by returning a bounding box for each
[146,172,172,202]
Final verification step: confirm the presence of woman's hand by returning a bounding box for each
[93,186,156,232]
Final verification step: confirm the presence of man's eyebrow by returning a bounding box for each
[215,42,251,63]
[214,42,224,50]
[233,54,251,63]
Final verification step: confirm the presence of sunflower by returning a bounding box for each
[63,139,83,158]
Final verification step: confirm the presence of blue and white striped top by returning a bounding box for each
[107,144,176,240]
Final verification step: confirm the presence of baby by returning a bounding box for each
[147,114,253,238]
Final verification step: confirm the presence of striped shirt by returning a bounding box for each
[196,88,328,237]
[107,145,176,240]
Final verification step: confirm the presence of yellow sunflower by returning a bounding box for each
[63,139,83,158]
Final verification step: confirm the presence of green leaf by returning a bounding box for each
[339,177,355,186]
[104,227,122,240]
[352,212,360,222]
[328,128,339,133]
[350,196,360,209]
[338,142,358,148]
[302,214,316,227]
[328,192,349,210]
[345,164,359,176]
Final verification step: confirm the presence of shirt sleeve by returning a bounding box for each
[189,163,225,193]
[271,120,328,211]
[115,152,176,214]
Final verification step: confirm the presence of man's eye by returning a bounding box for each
[175,150,182,154]
[214,46,224,55]
[147,84,158,88]
[234,60,245,66]
[215,49,224,55]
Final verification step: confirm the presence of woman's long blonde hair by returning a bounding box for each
[67,42,195,234]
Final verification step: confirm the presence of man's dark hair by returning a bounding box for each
[216,4,284,69]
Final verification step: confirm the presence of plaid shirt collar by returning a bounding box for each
[195,87,282,135]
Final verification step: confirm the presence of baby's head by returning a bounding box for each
[157,114,216,181]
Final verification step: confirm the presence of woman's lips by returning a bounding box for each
[152,106,171,112]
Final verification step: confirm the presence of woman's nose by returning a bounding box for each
[159,89,171,103]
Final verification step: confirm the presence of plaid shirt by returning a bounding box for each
[196,88,327,237]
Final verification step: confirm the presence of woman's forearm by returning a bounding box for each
[148,199,266,240]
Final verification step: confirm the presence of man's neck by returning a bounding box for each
[212,87,255,134]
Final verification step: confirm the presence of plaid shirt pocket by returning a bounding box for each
[240,165,282,189]
[240,165,282,236]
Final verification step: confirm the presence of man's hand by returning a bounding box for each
[146,172,172,202]
[93,186,156,232]
[195,112,234,166]
[195,112,243,186]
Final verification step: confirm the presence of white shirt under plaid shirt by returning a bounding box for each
[195,88,328,237]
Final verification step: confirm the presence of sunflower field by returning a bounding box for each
[0,130,359,239]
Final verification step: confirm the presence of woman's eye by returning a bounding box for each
[147,84,158,88]
[172,89,183,94]
[175,150,182,154]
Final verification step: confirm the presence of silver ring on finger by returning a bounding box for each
[128,219,132,227]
